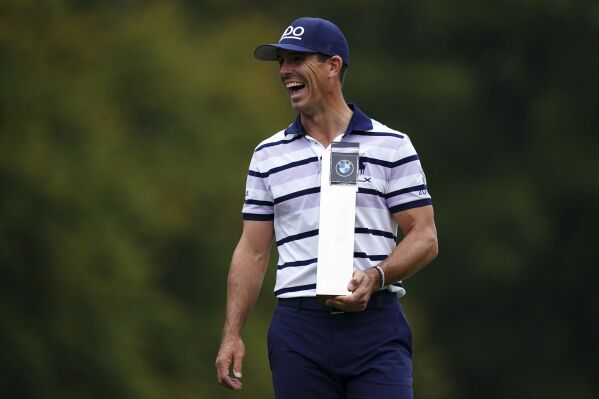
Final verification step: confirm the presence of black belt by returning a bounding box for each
[277,290,397,314]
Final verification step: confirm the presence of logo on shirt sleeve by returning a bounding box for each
[419,175,428,195]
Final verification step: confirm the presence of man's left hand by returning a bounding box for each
[325,269,378,312]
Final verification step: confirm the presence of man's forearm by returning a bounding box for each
[222,242,271,338]
[378,225,438,286]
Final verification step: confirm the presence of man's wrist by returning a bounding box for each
[222,323,243,340]
[372,265,385,290]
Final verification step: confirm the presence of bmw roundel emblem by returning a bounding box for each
[335,159,354,177]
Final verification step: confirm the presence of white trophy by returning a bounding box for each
[316,142,359,302]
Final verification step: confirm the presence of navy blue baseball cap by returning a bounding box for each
[254,17,350,66]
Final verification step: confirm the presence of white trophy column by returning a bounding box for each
[315,147,357,297]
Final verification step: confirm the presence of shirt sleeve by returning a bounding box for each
[242,150,274,221]
[385,137,433,214]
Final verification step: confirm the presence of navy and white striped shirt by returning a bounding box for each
[243,104,432,298]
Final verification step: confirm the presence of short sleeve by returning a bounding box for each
[385,137,433,214]
[242,151,274,221]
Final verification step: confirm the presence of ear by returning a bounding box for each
[328,55,343,79]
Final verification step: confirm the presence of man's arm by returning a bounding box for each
[378,204,438,284]
[326,205,438,311]
[215,220,274,390]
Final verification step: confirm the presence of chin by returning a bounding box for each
[290,101,305,113]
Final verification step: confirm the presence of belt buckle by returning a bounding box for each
[329,308,345,315]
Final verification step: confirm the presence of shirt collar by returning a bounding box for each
[284,103,373,136]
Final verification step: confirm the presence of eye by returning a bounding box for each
[293,55,305,64]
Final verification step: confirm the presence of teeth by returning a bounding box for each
[286,82,304,89]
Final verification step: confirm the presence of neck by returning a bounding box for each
[300,98,353,148]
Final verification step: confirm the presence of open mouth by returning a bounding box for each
[286,81,306,97]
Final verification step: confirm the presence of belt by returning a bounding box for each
[277,290,397,314]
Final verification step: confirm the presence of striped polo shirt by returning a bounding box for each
[243,104,432,298]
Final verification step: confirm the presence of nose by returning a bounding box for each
[279,58,293,76]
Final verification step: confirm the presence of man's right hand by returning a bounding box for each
[215,335,245,391]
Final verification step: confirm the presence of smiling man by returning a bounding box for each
[215,17,438,399]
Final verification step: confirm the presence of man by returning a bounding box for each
[215,17,438,398]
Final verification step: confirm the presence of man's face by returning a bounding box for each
[277,51,330,113]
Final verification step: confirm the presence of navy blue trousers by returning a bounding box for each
[268,291,413,399]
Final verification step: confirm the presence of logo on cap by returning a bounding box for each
[280,25,304,41]
[335,160,354,177]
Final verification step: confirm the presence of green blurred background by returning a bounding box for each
[1,0,598,398]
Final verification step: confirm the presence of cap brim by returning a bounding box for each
[254,43,317,61]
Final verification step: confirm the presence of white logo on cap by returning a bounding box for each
[280,25,304,41]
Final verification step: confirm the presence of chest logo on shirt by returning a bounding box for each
[335,160,354,177]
